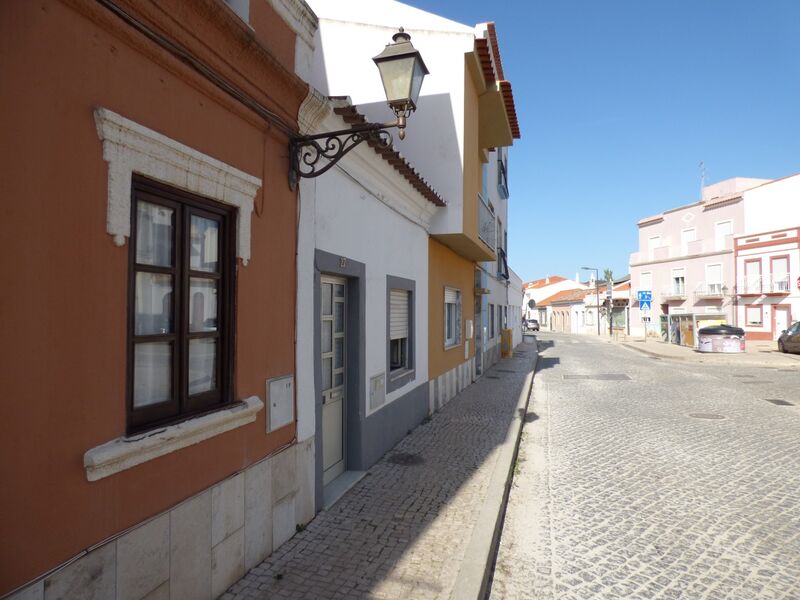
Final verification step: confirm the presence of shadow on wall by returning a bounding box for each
[333,93,462,212]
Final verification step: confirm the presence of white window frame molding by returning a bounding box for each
[84,396,263,481]
[94,107,262,265]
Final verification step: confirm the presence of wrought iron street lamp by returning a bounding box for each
[289,28,429,189]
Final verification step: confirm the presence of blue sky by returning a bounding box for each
[405,0,800,283]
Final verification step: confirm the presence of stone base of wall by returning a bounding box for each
[428,357,475,414]
[482,341,501,372]
[8,438,316,600]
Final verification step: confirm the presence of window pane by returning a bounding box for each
[190,215,219,272]
[334,337,344,369]
[189,338,217,395]
[322,283,332,316]
[135,272,173,335]
[133,342,171,407]
[322,357,332,390]
[190,278,218,332]
[335,284,345,298]
[334,372,344,387]
[334,302,345,333]
[322,320,332,353]
[136,202,174,267]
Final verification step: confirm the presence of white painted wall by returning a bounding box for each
[305,0,476,235]
[742,173,800,235]
[296,107,437,441]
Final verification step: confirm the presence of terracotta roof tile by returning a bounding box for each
[331,104,446,207]
[538,288,586,306]
[523,276,567,290]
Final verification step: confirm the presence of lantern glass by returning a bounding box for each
[375,55,416,107]
[408,59,426,107]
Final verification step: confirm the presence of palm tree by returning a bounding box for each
[603,268,613,283]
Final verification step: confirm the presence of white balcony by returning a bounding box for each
[767,274,791,294]
[694,282,727,300]
[661,285,687,301]
[736,276,763,295]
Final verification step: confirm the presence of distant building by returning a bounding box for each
[629,174,800,345]
[522,276,587,326]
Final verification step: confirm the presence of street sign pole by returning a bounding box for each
[637,290,652,343]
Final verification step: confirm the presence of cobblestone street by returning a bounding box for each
[490,332,800,600]
[223,340,536,600]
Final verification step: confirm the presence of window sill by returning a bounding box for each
[83,396,264,482]
[444,342,461,351]
[387,367,416,393]
[389,368,414,381]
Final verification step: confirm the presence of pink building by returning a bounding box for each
[629,177,770,344]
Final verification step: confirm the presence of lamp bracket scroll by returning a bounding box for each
[286,27,427,190]
[288,120,401,191]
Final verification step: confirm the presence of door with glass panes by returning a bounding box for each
[321,276,346,485]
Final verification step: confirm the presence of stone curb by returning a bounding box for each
[449,340,539,600]
[621,341,800,368]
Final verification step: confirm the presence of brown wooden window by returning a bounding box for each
[127,176,235,433]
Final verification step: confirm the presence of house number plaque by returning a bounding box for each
[340,257,347,268]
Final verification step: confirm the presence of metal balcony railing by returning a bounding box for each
[736,276,762,295]
[661,285,687,300]
[478,195,496,252]
[768,274,790,293]
[694,282,726,300]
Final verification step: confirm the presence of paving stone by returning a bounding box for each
[224,343,537,599]
[489,332,800,599]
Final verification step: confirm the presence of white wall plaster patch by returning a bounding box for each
[94,107,262,265]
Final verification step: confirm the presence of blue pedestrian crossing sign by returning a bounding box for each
[637,290,652,311]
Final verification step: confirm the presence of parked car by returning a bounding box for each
[778,321,800,353]
[529,319,540,332]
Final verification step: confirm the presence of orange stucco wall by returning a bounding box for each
[0,0,306,593]
[428,238,476,379]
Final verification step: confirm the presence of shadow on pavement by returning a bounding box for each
[224,344,538,600]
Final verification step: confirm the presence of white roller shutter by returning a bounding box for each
[390,290,409,340]
[444,287,459,304]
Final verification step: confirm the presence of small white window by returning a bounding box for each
[648,235,661,258]
[771,257,790,292]
[389,289,410,372]
[640,272,652,293]
[746,306,763,326]
[681,228,696,255]
[715,220,732,250]
[671,268,686,296]
[706,264,722,294]
[444,288,461,347]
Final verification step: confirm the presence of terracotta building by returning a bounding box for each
[0,0,314,597]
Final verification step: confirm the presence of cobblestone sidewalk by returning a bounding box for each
[223,341,536,600]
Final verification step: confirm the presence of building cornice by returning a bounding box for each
[266,0,318,48]
[630,248,732,268]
